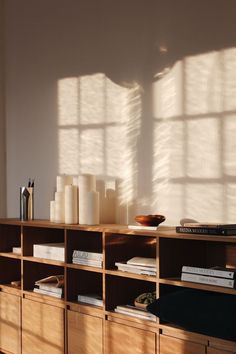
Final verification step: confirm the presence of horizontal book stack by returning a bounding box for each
[72,250,103,268]
[33,275,64,298]
[115,257,156,276]
[176,222,236,236]
[33,242,65,261]
[77,294,103,307]
[114,304,156,321]
[181,266,236,288]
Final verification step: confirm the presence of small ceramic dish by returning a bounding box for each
[135,214,165,227]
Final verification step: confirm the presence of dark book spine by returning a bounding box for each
[176,227,222,235]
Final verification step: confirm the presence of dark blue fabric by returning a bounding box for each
[147,288,236,341]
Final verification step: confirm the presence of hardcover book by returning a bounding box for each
[182,266,236,279]
[176,226,236,236]
[181,272,235,288]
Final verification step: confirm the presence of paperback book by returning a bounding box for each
[114,304,156,321]
[77,294,103,307]
[115,262,156,276]
[181,272,235,288]
[176,226,236,236]
[182,265,236,279]
[72,250,103,261]
[33,288,63,298]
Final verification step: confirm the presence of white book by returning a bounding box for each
[77,294,103,307]
[33,243,65,261]
[33,288,63,298]
[12,247,21,255]
[181,272,235,288]
[72,250,103,261]
[73,258,102,267]
[128,225,158,231]
[114,308,156,321]
[116,305,155,318]
[115,263,156,276]
[182,266,236,279]
[126,257,156,268]
[35,284,63,295]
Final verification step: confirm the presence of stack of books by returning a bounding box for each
[115,257,156,276]
[176,222,236,236]
[33,242,65,261]
[77,294,103,307]
[181,265,236,288]
[114,304,156,321]
[72,250,103,268]
[33,275,64,298]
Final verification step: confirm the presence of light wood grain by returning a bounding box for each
[22,298,64,354]
[67,310,103,354]
[160,334,205,354]
[0,291,21,354]
[105,320,156,354]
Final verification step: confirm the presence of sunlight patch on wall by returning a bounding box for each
[152,48,236,224]
[57,73,142,221]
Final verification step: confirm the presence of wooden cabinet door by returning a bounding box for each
[67,310,103,354]
[160,334,206,354]
[105,320,156,354]
[22,298,64,354]
[0,291,21,354]
[208,348,236,354]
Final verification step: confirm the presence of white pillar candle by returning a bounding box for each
[87,191,100,225]
[50,201,55,222]
[65,185,78,224]
[73,176,79,222]
[56,175,66,192]
[78,174,96,224]
[54,191,65,223]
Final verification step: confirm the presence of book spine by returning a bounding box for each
[182,266,235,279]
[72,250,102,261]
[37,285,63,294]
[181,272,235,288]
[176,227,222,235]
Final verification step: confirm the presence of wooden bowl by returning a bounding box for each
[135,214,165,227]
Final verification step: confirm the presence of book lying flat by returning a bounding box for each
[72,250,103,261]
[115,262,156,276]
[114,305,156,321]
[72,258,102,267]
[126,257,156,268]
[182,266,236,279]
[176,226,236,236]
[33,288,63,298]
[183,222,236,229]
[77,294,103,307]
[181,272,235,288]
[33,243,65,261]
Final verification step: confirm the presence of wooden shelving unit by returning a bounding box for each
[0,219,235,354]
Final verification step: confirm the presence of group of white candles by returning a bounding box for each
[50,174,100,225]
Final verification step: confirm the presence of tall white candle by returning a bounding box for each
[54,191,65,223]
[65,185,78,224]
[50,201,55,222]
[87,191,100,225]
[78,174,96,224]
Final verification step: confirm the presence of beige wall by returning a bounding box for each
[4,0,236,224]
[0,0,6,217]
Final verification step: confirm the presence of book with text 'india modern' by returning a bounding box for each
[176,226,236,236]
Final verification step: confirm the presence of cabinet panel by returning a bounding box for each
[160,334,205,354]
[208,348,236,354]
[22,298,64,354]
[105,320,156,354]
[67,310,103,354]
[0,291,21,354]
